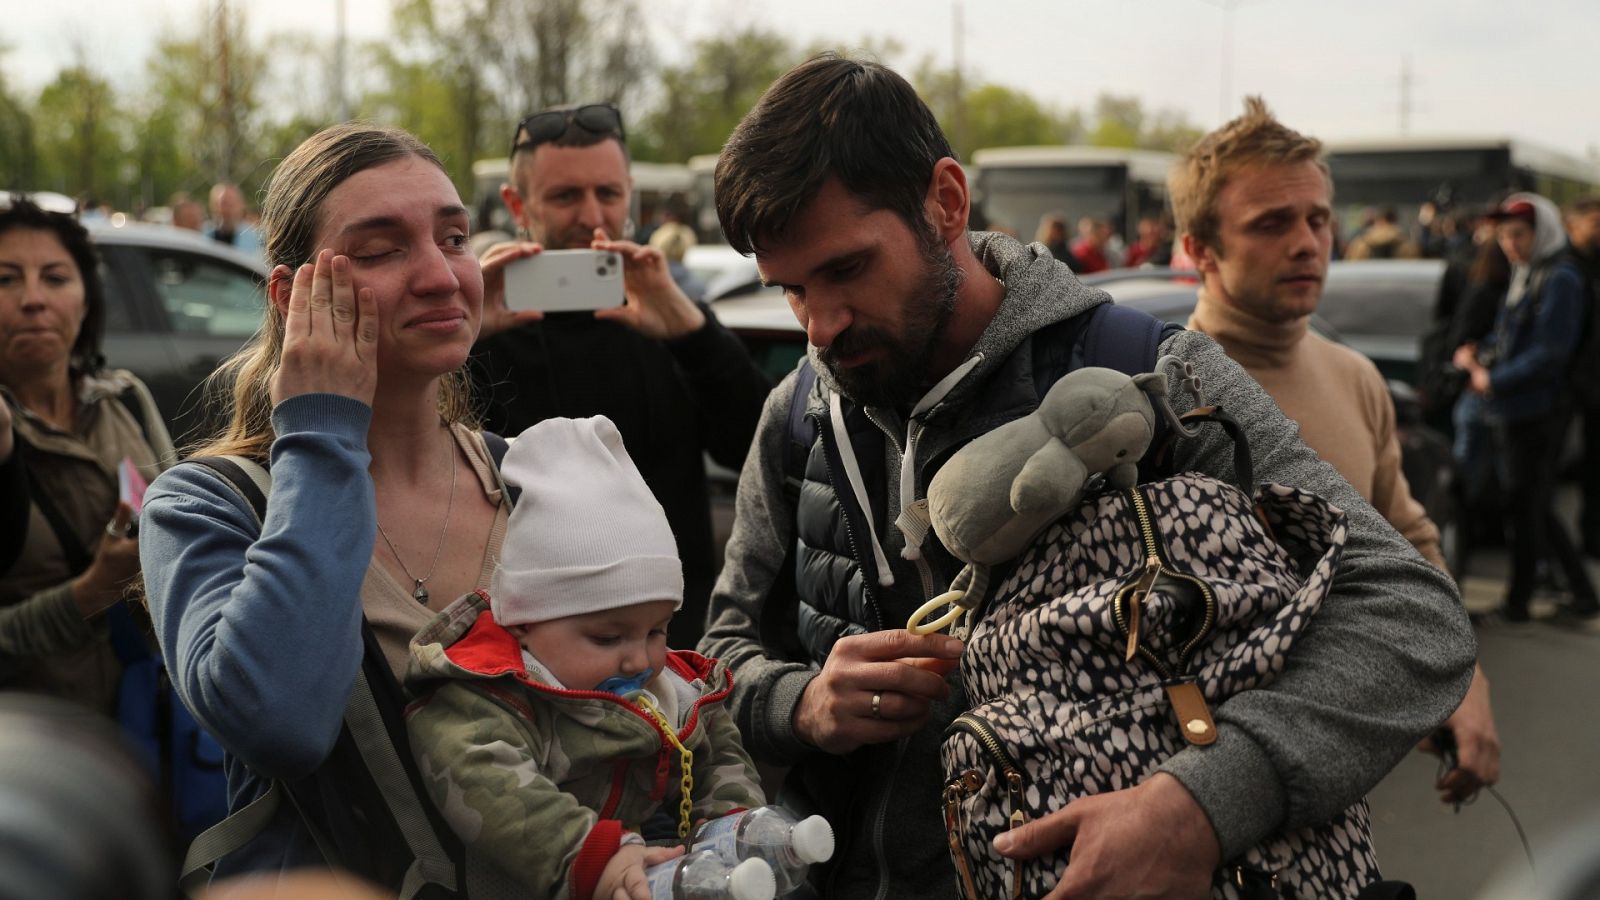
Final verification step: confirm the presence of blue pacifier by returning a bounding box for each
[595,669,654,696]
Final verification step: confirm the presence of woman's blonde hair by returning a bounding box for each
[192,123,476,461]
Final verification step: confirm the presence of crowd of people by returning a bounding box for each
[1,49,1596,900]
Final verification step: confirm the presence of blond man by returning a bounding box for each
[1174,97,1500,805]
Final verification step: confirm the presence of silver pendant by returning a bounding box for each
[413,581,430,605]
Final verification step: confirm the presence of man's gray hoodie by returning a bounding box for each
[700,232,1475,899]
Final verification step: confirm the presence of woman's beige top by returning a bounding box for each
[361,425,510,679]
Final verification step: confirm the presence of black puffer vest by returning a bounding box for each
[788,306,1178,665]
[793,390,889,663]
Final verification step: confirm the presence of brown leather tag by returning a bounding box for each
[1165,681,1218,746]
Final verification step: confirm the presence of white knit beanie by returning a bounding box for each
[490,416,684,626]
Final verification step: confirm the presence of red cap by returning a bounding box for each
[1487,198,1536,224]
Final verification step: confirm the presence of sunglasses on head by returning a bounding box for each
[510,104,625,157]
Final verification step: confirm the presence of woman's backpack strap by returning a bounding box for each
[482,430,519,506]
[176,455,274,897]
[187,456,271,524]
[113,374,177,467]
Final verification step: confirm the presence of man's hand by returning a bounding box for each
[593,843,683,900]
[1468,366,1491,395]
[591,229,706,340]
[476,241,545,340]
[1452,342,1478,372]
[793,630,963,755]
[1420,663,1500,805]
[994,772,1219,900]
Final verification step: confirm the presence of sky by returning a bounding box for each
[8,0,1599,162]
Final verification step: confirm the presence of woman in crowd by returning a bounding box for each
[0,196,171,713]
[138,123,540,880]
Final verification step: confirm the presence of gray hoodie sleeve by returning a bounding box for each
[1154,330,1476,858]
[698,372,821,765]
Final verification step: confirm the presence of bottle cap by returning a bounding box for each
[728,858,776,900]
[791,815,835,864]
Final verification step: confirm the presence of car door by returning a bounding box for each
[111,243,265,444]
[97,243,187,422]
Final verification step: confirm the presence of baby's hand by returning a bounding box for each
[596,842,685,900]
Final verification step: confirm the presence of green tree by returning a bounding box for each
[1085,93,1202,152]
[143,6,270,190]
[1087,94,1143,149]
[379,0,655,189]
[632,28,800,163]
[914,59,1081,161]
[1142,109,1205,154]
[31,64,126,202]
[0,48,36,187]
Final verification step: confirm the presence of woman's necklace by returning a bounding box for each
[375,429,458,605]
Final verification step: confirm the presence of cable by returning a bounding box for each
[1435,729,1536,873]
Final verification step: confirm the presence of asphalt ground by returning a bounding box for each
[1367,560,1600,898]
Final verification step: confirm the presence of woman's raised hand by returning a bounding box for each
[270,250,379,408]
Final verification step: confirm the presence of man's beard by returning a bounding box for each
[819,234,962,410]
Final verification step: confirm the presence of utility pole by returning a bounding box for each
[952,0,966,159]
[1199,0,1267,122]
[215,0,235,183]
[1398,55,1413,135]
[335,0,349,121]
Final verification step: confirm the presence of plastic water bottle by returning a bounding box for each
[644,848,776,900]
[691,807,836,895]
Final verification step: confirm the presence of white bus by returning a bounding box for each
[688,153,722,244]
[971,146,1177,244]
[1324,137,1600,229]
[469,157,693,242]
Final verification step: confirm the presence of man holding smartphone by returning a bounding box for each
[472,104,770,649]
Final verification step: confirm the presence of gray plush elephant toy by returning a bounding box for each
[909,363,1187,635]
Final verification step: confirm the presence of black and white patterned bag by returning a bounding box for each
[939,460,1382,899]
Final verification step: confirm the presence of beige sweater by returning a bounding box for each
[1189,294,1446,570]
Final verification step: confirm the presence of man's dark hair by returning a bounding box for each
[715,53,954,255]
[0,195,107,377]
[509,103,631,196]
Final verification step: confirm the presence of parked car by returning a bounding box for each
[1082,259,1447,385]
[88,220,268,445]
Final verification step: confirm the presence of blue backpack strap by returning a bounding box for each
[783,360,819,504]
[1032,303,1185,475]
[1081,303,1181,376]
[1032,302,1182,391]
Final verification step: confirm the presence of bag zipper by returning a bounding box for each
[946,713,1029,899]
[1110,486,1219,679]
[1110,486,1222,744]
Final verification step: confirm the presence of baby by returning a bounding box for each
[405,416,765,900]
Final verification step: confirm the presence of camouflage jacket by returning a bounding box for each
[404,591,765,900]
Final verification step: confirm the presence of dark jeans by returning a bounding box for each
[1581,405,1600,546]
[1496,407,1597,611]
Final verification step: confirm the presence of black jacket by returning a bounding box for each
[470,306,769,643]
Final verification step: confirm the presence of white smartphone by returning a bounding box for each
[503,249,625,313]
